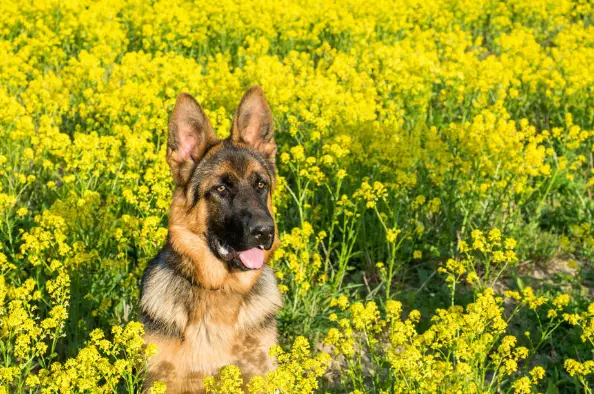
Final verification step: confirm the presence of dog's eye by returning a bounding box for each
[216,185,226,193]
[256,181,266,190]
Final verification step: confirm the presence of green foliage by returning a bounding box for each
[1,0,593,392]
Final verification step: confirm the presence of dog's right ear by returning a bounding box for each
[167,93,218,186]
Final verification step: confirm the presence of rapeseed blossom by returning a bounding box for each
[1,0,593,392]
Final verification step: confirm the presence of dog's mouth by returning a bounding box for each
[212,238,267,271]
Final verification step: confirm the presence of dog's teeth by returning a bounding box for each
[259,245,265,250]
[219,244,229,255]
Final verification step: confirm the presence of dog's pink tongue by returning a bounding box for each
[238,248,265,269]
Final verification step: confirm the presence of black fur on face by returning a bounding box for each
[190,141,276,271]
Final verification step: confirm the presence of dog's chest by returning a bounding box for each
[142,264,282,389]
[183,279,280,366]
[180,292,244,369]
[147,288,279,388]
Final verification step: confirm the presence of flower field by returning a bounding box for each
[1,0,594,392]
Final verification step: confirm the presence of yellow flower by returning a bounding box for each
[2,1,594,392]
[204,366,243,394]
[552,294,571,310]
[331,295,350,311]
[408,310,421,323]
[563,313,581,325]
[512,377,532,394]
[530,366,545,383]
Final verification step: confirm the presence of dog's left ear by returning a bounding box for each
[231,85,276,164]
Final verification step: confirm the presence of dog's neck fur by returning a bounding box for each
[140,239,282,339]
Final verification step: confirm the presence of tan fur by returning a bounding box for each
[144,267,281,393]
[143,86,281,393]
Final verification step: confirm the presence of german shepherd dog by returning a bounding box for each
[140,86,282,393]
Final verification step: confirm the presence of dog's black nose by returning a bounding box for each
[249,219,274,248]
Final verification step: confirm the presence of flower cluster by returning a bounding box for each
[439,228,519,290]
[204,336,331,394]
[324,289,552,394]
[1,0,593,392]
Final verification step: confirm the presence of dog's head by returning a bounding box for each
[166,86,278,289]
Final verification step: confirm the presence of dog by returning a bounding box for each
[140,86,282,393]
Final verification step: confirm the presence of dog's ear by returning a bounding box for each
[231,85,276,164]
[167,93,218,186]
